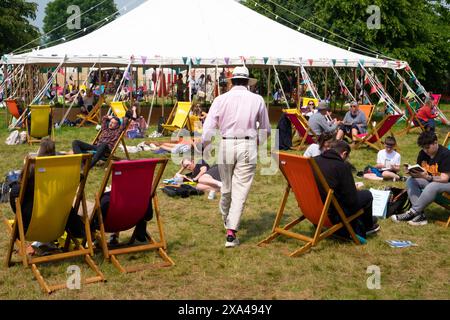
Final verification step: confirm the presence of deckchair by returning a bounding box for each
[258,152,363,257]
[443,132,449,150]
[353,114,402,151]
[396,98,425,136]
[283,108,318,150]
[91,101,130,167]
[5,99,23,129]
[359,104,375,125]
[4,154,105,294]
[77,95,105,127]
[93,158,174,273]
[161,101,192,135]
[26,105,54,145]
[187,114,202,134]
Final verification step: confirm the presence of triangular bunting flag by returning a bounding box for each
[343,59,348,66]
[277,58,282,65]
[240,56,246,63]
[195,57,201,65]
[405,65,411,72]
[331,59,336,66]
[250,56,256,64]
[364,75,370,85]
[224,57,230,65]
[308,59,313,66]
[182,57,188,65]
[141,56,147,65]
[359,59,365,66]
[370,85,377,95]
[263,57,269,65]
[377,96,386,104]
[406,91,415,99]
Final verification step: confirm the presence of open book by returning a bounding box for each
[404,164,426,174]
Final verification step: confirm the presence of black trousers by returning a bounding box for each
[72,140,110,168]
[330,190,374,238]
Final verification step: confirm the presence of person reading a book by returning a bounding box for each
[336,101,367,142]
[391,131,450,226]
[363,136,403,181]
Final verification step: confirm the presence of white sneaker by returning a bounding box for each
[225,235,240,248]
[208,190,216,200]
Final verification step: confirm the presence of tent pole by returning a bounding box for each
[266,67,271,109]
[324,68,328,102]
[398,71,404,106]
[353,68,357,100]
[62,66,67,122]
[296,67,300,110]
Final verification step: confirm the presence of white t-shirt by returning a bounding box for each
[303,143,321,158]
[377,149,401,169]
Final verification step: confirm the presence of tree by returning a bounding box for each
[43,0,118,44]
[244,0,450,93]
[0,0,40,55]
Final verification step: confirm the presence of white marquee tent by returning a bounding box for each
[4,0,408,69]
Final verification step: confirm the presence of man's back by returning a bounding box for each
[308,112,326,135]
[203,86,270,139]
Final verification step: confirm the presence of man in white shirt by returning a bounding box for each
[202,66,271,248]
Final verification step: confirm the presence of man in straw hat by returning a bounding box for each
[202,66,270,248]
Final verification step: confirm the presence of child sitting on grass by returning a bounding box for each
[363,136,404,181]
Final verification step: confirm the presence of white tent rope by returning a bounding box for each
[147,61,163,126]
[59,61,98,126]
[261,0,394,60]
[397,68,449,125]
[32,58,66,105]
[272,64,290,109]
[330,65,356,102]
[300,65,320,100]
[113,59,133,102]
[8,64,26,99]
[12,0,115,54]
[250,0,393,60]
[359,63,403,116]
[0,64,24,94]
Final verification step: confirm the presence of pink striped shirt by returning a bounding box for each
[202,86,271,141]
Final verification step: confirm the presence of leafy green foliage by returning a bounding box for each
[245,0,450,92]
[43,0,118,44]
[0,0,40,55]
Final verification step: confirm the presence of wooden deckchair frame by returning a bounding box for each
[4,154,105,294]
[91,105,131,167]
[94,158,174,273]
[353,114,401,151]
[396,98,425,136]
[258,153,363,257]
[283,108,318,150]
[5,99,24,129]
[435,132,450,228]
[77,95,105,127]
[162,101,192,136]
[26,105,55,145]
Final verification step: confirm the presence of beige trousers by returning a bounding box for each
[218,139,257,231]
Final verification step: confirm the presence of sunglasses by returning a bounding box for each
[385,143,395,147]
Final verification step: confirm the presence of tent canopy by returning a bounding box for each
[4,0,407,69]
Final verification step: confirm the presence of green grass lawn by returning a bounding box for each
[0,104,448,299]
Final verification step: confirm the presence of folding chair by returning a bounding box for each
[300,97,319,114]
[26,105,54,145]
[161,101,192,135]
[434,192,450,228]
[91,101,131,167]
[94,158,175,273]
[77,95,105,127]
[5,99,23,126]
[283,108,318,150]
[359,104,375,126]
[354,114,402,151]
[443,132,449,149]
[396,98,425,136]
[4,154,105,294]
[187,114,202,134]
[258,152,363,257]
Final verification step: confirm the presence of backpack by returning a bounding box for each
[386,187,411,217]
[161,184,204,198]
[0,170,21,203]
